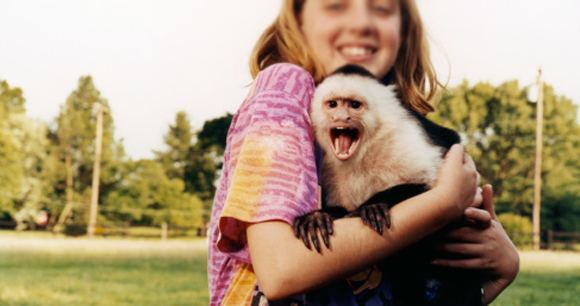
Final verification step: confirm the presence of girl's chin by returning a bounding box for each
[328,61,383,77]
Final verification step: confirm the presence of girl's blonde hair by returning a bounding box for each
[249,0,444,114]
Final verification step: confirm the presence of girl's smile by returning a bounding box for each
[300,0,402,79]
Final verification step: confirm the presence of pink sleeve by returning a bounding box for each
[217,63,319,263]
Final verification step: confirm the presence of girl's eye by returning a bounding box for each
[326,1,344,11]
[371,0,395,14]
[328,101,338,108]
[351,101,361,109]
[373,5,392,14]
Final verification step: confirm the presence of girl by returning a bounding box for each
[208,0,519,305]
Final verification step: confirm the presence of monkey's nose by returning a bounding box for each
[333,110,351,122]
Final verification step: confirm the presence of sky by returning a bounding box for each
[1,0,579,160]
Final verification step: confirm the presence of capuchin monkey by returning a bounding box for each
[293,65,482,306]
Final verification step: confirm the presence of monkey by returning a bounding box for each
[293,65,483,305]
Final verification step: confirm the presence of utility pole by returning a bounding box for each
[87,103,107,238]
[532,69,544,250]
[53,153,74,234]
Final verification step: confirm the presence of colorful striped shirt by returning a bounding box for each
[207,63,319,305]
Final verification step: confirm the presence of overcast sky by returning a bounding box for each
[1,0,579,160]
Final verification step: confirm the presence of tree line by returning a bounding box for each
[0,76,579,239]
[0,76,232,235]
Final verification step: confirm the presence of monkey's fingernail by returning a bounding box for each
[323,236,330,248]
[302,236,311,250]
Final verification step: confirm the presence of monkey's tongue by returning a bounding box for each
[336,133,353,155]
[332,129,358,158]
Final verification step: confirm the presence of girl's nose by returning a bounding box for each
[345,3,374,35]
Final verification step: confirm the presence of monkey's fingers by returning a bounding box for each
[366,207,378,233]
[308,221,322,253]
[375,204,391,230]
[373,206,384,235]
[385,210,392,229]
[293,217,303,239]
[360,208,369,226]
[315,216,331,249]
[299,223,311,250]
[325,213,334,236]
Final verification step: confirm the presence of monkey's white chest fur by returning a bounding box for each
[319,118,444,211]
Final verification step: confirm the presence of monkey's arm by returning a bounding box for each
[249,189,466,301]
[293,184,428,252]
[348,184,429,234]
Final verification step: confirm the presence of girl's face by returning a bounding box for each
[300,0,402,79]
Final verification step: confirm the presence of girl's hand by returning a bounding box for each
[430,185,520,305]
[432,145,482,219]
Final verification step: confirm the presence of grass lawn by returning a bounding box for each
[492,251,580,306]
[1,230,580,305]
[0,232,208,306]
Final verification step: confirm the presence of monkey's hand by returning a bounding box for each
[293,207,348,253]
[347,203,391,235]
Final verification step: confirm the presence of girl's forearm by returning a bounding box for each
[248,188,461,300]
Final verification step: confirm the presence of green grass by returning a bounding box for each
[0,234,209,306]
[492,251,580,305]
[2,231,579,306]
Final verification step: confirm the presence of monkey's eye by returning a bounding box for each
[328,100,338,108]
[350,101,362,109]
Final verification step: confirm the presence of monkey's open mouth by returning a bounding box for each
[330,127,360,161]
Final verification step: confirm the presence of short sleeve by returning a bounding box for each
[217,63,319,263]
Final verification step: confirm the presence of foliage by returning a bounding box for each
[0,80,49,221]
[431,80,580,216]
[498,213,533,247]
[101,160,202,228]
[197,112,233,156]
[0,128,22,215]
[154,111,194,180]
[50,76,126,229]
[541,191,580,233]
[154,111,233,231]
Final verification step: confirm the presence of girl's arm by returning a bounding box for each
[431,185,519,305]
[248,145,482,300]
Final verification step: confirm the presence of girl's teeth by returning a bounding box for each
[342,47,372,56]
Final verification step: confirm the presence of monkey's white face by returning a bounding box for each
[311,72,396,164]
[323,97,366,161]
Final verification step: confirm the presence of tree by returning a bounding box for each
[154,111,194,180]
[154,111,233,234]
[51,76,124,229]
[0,128,22,217]
[184,113,233,198]
[197,112,233,157]
[430,80,580,216]
[0,80,50,225]
[101,160,202,228]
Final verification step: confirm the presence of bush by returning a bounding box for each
[498,213,533,247]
